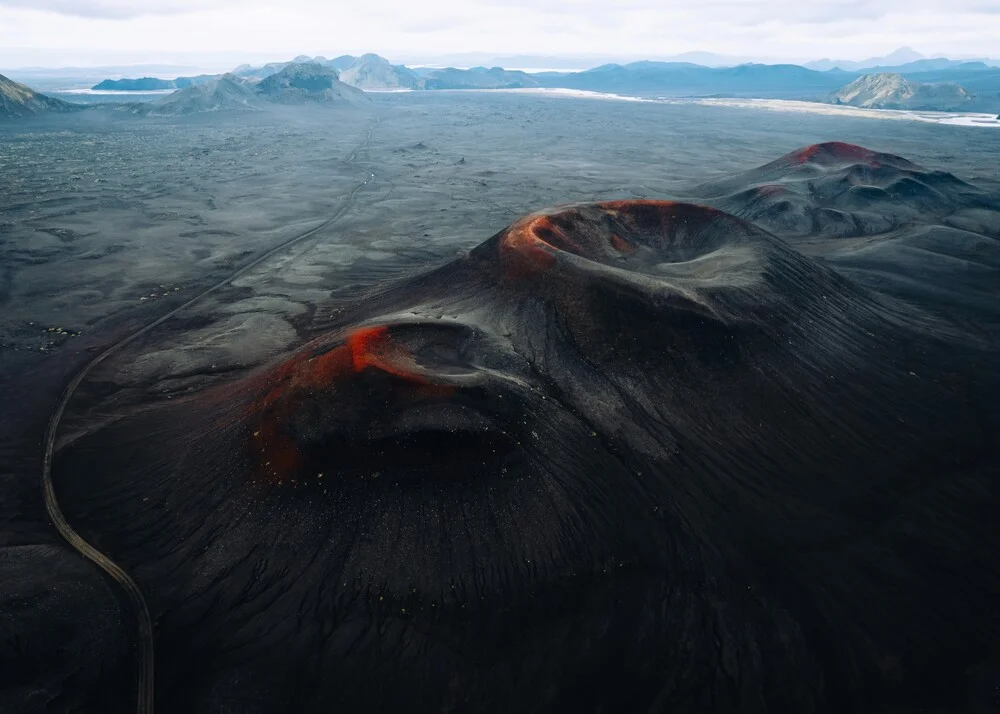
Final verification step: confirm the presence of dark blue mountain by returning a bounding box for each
[534,63,849,98]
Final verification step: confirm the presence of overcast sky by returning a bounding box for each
[1,0,997,69]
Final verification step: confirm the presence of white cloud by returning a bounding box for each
[0,0,229,19]
[0,0,997,68]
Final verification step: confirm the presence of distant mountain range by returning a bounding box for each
[804,46,925,72]
[71,51,1000,112]
[804,46,1000,72]
[92,75,217,91]
[527,62,845,98]
[5,49,1000,120]
[1,63,370,119]
[139,63,369,115]
[403,47,1000,71]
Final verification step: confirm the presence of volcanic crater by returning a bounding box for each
[48,143,1000,714]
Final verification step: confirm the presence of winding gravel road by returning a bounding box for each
[40,115,379,714]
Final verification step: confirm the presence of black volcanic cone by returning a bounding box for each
[693,141,992,238]
[54,198,1000,713]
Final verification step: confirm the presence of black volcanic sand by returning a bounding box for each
[2,93,1000,713]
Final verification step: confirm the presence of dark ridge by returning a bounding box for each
[0,73,81,119]
[694,142,990,238]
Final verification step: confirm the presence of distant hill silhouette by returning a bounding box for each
[254,62,370,105]
[424,66,542,90]
[533,62,848,98]
[338,54,423,90]
[830,73,976,111]
[0,73,79,118]
[233,61,303,81]
[805,46,924,71]
[94,77,175,91]
[144,74,262,115]
[92,75,217,91]
[327,55,357,72]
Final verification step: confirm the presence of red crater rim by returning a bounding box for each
[248,324,453,485]
[778,141,917,170]
[497,199,735,272]
[786,142,878,165]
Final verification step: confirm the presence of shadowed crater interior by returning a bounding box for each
[247,321,530,490]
